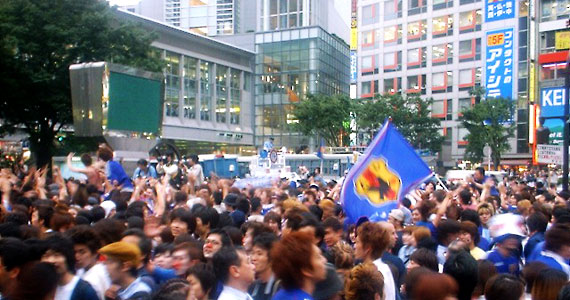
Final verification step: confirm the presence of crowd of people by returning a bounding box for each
[0,144,569,300]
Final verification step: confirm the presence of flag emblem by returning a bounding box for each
[355,158,401,205]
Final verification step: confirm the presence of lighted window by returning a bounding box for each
[362,30,376,48]
[407,20,426,41]
[459,10,482,33]
[432,15,453,38]
[384,25,402,45]
[407,47,426,69]
[384,51,401,72]
[384,77,401,94]
[432,71,453,93]
[407,74,426,94]
[432,43,453,65]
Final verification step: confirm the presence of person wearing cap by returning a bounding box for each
[99,241,152,300]
[388,209,405,255]
[485,234,522,275]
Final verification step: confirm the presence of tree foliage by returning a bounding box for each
[292,94,352,147]
[0,0,162,167]
[355,94,443,154]
[461,97,515,169]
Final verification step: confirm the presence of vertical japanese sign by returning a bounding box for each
[485,0,515,22]
[350,51,357,83]
[485,28,514,99]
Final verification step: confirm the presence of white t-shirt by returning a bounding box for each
[78,263,111,300]
[55,275,80,300]
[373,258,396,300]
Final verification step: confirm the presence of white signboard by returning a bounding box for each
[537,144,563,165]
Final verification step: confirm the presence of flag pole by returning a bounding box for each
[433,172,449,192]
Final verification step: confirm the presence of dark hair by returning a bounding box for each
[212,247,243,283]
[186,263,216,298]
[559,284,570,300]
[271,231,318,289]
[207,228,232,248]
[123,228,152,264]
[173,241,204,262]
[473,259,497,297]
[532,268,568,300]
[545,223,570,253]
[460,220,481,245]
[127,216,144,230]
[252,232,278,255]
[409,248,438,272]
[250,197,261,212]
[5,211,28,226]
[357,222,390,259]
[170,208,196,234]
[0,238,30,271]
[460,209,481,227]
[521,262,549,293]
[136,159,148,166]
[437,219,461,245]
[8,262,60,300]
[67,225,101,254]
[527,212,548,233]
[459,189,473,205]
[264,212,282,230]
[192,205,219,228]
[443,251,478,300]
[96,144,113,162]
[413,273,458,300]
[484,274,524,300]
[126,201,147,219]
[50,211,74,232]
[93,218,125,246]
[308,205,323,221]
[189,154,199,163]
[80,154,92,167]
[222,226,243,246]
[44,234,76,272]
[475,167,485,177]
[418,201,436,221]
[323,216,342,232]
[404,267,433,299]
[152,278,189,300]
[154,243,173,258]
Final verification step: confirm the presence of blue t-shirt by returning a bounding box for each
[415,221,437,240]
[527,241,545,262]
[486,249,520,275]
[107,160,133,189]
[272,288,313,300]
[534,254,570,275]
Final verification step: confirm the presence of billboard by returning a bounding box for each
[350,51,357,83]
[539,87,566,146]
[485,0,515,22]
[485,28,514,99]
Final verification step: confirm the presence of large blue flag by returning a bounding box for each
[316,138,325,159]
[341,120,433,223]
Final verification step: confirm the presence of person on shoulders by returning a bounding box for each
[485,234,522,276]
[132,159,157,180]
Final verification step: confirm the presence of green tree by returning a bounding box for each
[355,94,443,154]
[0,0,162,167]
[461,97,515,169]
[292,94,352,147]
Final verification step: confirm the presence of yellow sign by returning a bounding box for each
[350,28,358,50]
[529,62,535,103]
[555,31,570,50]
[487,33,504,46]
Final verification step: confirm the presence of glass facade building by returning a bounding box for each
[254,26,350,148]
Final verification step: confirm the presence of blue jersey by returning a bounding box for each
[486,249,520,275]
[272,288,313,300]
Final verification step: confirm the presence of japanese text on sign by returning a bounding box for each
[485,0,515,22]
[537,144,563,165]
[485,28,514,99]
[350,51,357,83]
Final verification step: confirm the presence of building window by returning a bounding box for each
[460,0,481,5]
[432,43,453,66]
[384,0,402,20]
[541,0,570,22]
[216,65,228,123]
[432,99,452,120]
[540,63,566,80]
[199,61,211,121]
[540,30,560,53]
[165,51,180,117]
[362,30,377,49]
[459,97,475,114]
[433,0,453,10]
[362,81,378,98]
[362,55,379,75]
[230,69,240,124]
[432,71,453,93]
[362,3,379,26]
[432,15,453,38]
[407,74,426,94]
[408,0,427,15]
[458,38,481,62]
[407,47,426,69]
[384,77,401,94]
[384,25,402,45]
[183,56,197,119]
[407,20,427,42]
[459,10,482,33]
[384,51,401,72]
[458,68,482,91]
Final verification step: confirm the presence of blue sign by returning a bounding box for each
[350,51,357,83]
[485,28,514,99]
[540,87,567,118]
[340,120,432,223]
[485,0,515,22]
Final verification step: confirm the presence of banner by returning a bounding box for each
[485,28,514,99]
[555,31,570,50]
[485,0,515,22]
[340,120,432,223]
[350,51,357,83]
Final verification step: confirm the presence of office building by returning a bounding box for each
[355,0,530,168]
